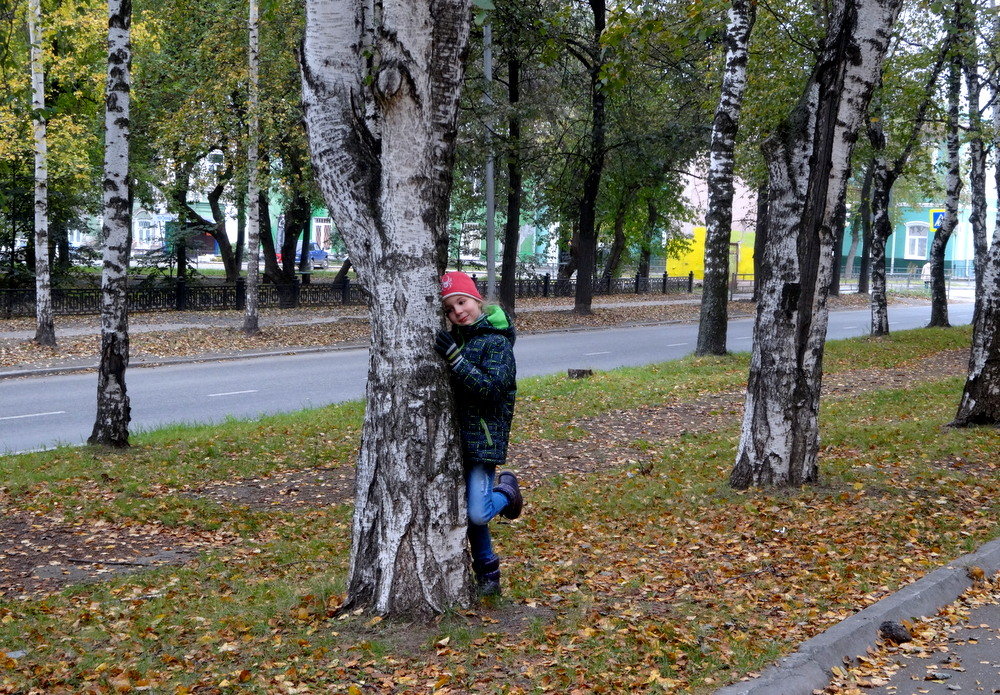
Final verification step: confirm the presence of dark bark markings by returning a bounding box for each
[731,0,901,489]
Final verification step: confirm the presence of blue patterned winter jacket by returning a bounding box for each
[448,304,517,467]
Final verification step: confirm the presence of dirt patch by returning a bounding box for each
[0,511,233,598]
[823,349,968,396]
[192,466,356,510]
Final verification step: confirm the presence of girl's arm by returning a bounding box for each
[450,334,515,403]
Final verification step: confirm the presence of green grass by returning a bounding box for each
[0,324,995,693]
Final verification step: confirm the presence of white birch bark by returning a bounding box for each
[929,53,961,328]
[953,200,1000,425]
[731,0,902,489]
[959,0,987,303]
[302,0,473,618]
[952,3,1000,427]
[242,0,261,335]
[28,0,54,346]
[868,151,892,335]
[89,0,132,448]
[696,0,755,356]
[866,105,891,335]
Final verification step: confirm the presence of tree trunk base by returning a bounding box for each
[87,435,130,448]
[949,416,1000,428]
[33,326,56,347]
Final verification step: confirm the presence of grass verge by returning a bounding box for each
[0,324,996,694]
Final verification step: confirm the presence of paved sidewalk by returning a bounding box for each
[715,539,1000,695]
[863,602,1000,693]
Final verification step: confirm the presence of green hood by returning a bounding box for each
[460,304,516,345]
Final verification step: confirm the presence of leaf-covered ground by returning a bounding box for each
[1,320,996,694]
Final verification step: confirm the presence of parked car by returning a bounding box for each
[277,242,329,270]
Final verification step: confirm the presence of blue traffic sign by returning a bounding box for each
[930,209,946,231]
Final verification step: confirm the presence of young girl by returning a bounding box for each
[435,271,522,597]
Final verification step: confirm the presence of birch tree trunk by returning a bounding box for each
[868,156,893,335]
[697,0,755,356]
[961,7,987,303]
[952,1,1000,426]
[301,0,473,619]
[731,0,901,489]
[953,202,1000,425]
[928,52,961,329]
[89,0,132,448]
[28,0,54,347]
[242,0,261,335]
[867,41,949,335]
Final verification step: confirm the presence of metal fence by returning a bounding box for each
[1,272,694,318]
[837,271,976,295]
[477,273,693,299]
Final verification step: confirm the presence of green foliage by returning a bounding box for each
[0,0,103,259]
[452,0,716,276]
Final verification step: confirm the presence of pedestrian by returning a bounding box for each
[921,261,931,288]
[434,271,522,597]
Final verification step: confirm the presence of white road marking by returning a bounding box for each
[667,342,687,347]
[735,336,753,340]
[0,410,66,421]
[206,390,259,397]
[584,351,611,356]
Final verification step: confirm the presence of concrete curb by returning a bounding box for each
[714,537,1000,695]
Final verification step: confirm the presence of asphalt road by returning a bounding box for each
[0,302,975,454]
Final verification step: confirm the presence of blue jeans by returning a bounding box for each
[465,464,509,568]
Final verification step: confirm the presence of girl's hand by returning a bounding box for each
[435,330,463,367]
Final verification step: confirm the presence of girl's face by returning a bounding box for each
[443,295,483,326]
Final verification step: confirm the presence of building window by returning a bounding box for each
[905,222,929,260]
[67,228,88,246]
[461,222,482,259]
[206,151,225,176]
[313,217,332,247]
[135,217,160,248]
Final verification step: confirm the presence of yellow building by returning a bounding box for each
[666,227,756,279]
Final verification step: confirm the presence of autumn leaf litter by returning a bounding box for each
[1,294,997,693]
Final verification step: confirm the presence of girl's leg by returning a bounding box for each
[467,522,500,596]
[465,464,509,526]
[466,465,505,595]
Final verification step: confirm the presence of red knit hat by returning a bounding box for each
[440,271,482,301]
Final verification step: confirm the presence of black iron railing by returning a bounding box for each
[1,272,694,318]
[470,273,693,299]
